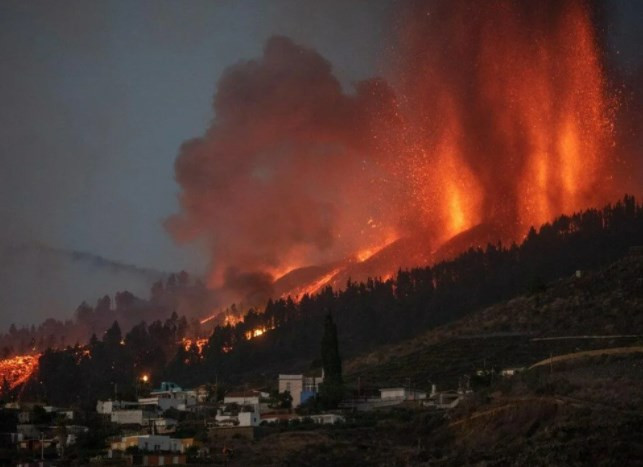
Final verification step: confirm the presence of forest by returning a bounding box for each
[9,195,643,406]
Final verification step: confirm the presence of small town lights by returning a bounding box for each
[141,374,149,383]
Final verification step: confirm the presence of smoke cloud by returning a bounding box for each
[166,36,399,301]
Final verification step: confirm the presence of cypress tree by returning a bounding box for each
[319,313,343,408]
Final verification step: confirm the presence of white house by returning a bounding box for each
[151,417,178,434]
[380,388,427,401]
[238,411,260,427]
[278,373,323,407]
[96,400,139,415]
[145,382,197,411]
[138,394,194,412]
[223,390,267,406]
[500,367,525,377]
[306,413,344,425]
[215,405,261,427]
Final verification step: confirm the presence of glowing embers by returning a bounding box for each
[0,354,40,390]
[245,326,273,340]
[200,311,243,326]
[181,337,208,355]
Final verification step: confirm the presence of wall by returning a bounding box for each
[111,410,144,425]
[279,375,304,406]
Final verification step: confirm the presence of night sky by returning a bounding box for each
[0,0,640,325]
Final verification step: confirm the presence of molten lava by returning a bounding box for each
[287,267,341,299]
[0,354,40,390]
[397,0,614,242]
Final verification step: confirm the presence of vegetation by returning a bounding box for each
[318,314,344,409]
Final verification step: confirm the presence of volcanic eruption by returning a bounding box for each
[168,0,630,311]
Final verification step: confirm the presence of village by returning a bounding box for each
[0,363,522,466]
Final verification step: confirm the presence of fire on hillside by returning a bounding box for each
[0,354,40,391]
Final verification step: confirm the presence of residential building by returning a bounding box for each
[500,367,525,377]
[110,409,154,426]
[380,387,427,401]
[278,373,323,407]
[109,434,194,453]
[223,390,267,406]
[151,417,177,434]
[96,399,139,415]
[215,405,260,427]
[144,382,197,411]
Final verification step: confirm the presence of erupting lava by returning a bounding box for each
[170,0,622,306]
[396,0,614,243]
[293,268,341,298]
[0,354,40,391]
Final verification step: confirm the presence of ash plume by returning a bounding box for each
[166,36,399,302]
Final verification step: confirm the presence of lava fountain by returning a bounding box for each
[394,0,615,242]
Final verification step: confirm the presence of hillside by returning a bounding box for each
[344,252,643,390]
[214,253,643,466]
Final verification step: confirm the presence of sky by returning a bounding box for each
[0,0,640,326]
[0,0,392,275]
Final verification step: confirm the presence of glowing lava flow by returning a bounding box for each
[355,236,398,263]
[0,354,40,390]
[294,268,341,298]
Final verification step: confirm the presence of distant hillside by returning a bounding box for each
[0,242,167,327]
